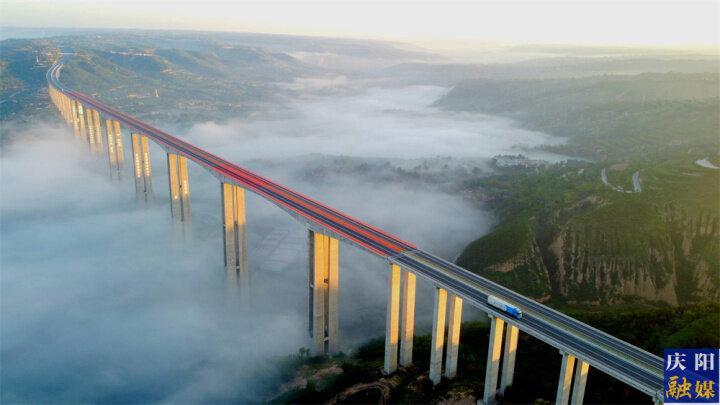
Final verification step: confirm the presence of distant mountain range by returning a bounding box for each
[0,30,433,123]
[381,56,719,85]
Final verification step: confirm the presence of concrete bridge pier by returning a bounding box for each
[429,287,448,384]
[92,110,103,154]
[167,153,190,220]
[86,108,104,154]
[571,359,590,405]
[500,324,519,394]
[444,294,463,379]
[481,317,520,403]
[483,315,505,403]
[60,93,71,124]
[49,88,57,113]
[53,90,62,121]
[555,352,590,405]
[385,266,417,374]
[65,97,73,125]
[384,264,402,374]
[424,288,464,384]
[51,89,70,124]
[556,352,576,405]
[399,269,416,367]
[85,108,97,152]
[308,230,339,355]
[71,101,80,139]
[77,103,87,143]
[131,134,153,201]
[105,119,124,178]
[222,183,248,287]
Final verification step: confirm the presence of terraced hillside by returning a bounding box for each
[437,63,720,306]
[457,153,719,306]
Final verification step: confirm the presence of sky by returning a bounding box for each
[1,0,718,46]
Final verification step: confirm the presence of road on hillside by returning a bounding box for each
[601,168,642,193]
[632,171,642,192]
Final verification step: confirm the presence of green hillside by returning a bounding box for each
[0,39,59,121]
[439,67,719,306]
[0,35,315,125]
[457,153,719,305]
[435,73,719,160]
[57,44,310,123]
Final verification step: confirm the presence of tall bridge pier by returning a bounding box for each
[84,108,103,154]
[222,183,248,286]
[416,286,464,384]
[85,107,95,151]
[105,119,124,178]
[93,110,104,154]
[62,93,72,125]
[444,294,463,379]
[501,322,520,394]
[131,133,153,201]
[72,101,80,138]
[384,264,402,373]
[399,269,416,367]
[167,153,190,220]
[77,103,87,144]
[483,316,506,403]
[428,287,447,383]
[46,59,664,405]
[556,352,591,405]
[383,265,417,374]
[308,230,339,355]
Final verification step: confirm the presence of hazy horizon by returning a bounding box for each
[1,1,718,47]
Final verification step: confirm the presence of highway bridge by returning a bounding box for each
[47,59,664,404]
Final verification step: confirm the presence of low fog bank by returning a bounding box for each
[183,84,565,162]
[1,124,311,402]
[0,119,491,402]
[1,82,560,402]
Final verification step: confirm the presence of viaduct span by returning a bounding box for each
[46,59,664,404]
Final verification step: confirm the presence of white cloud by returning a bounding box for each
[184,85,564,161]
[1,96,496,401]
